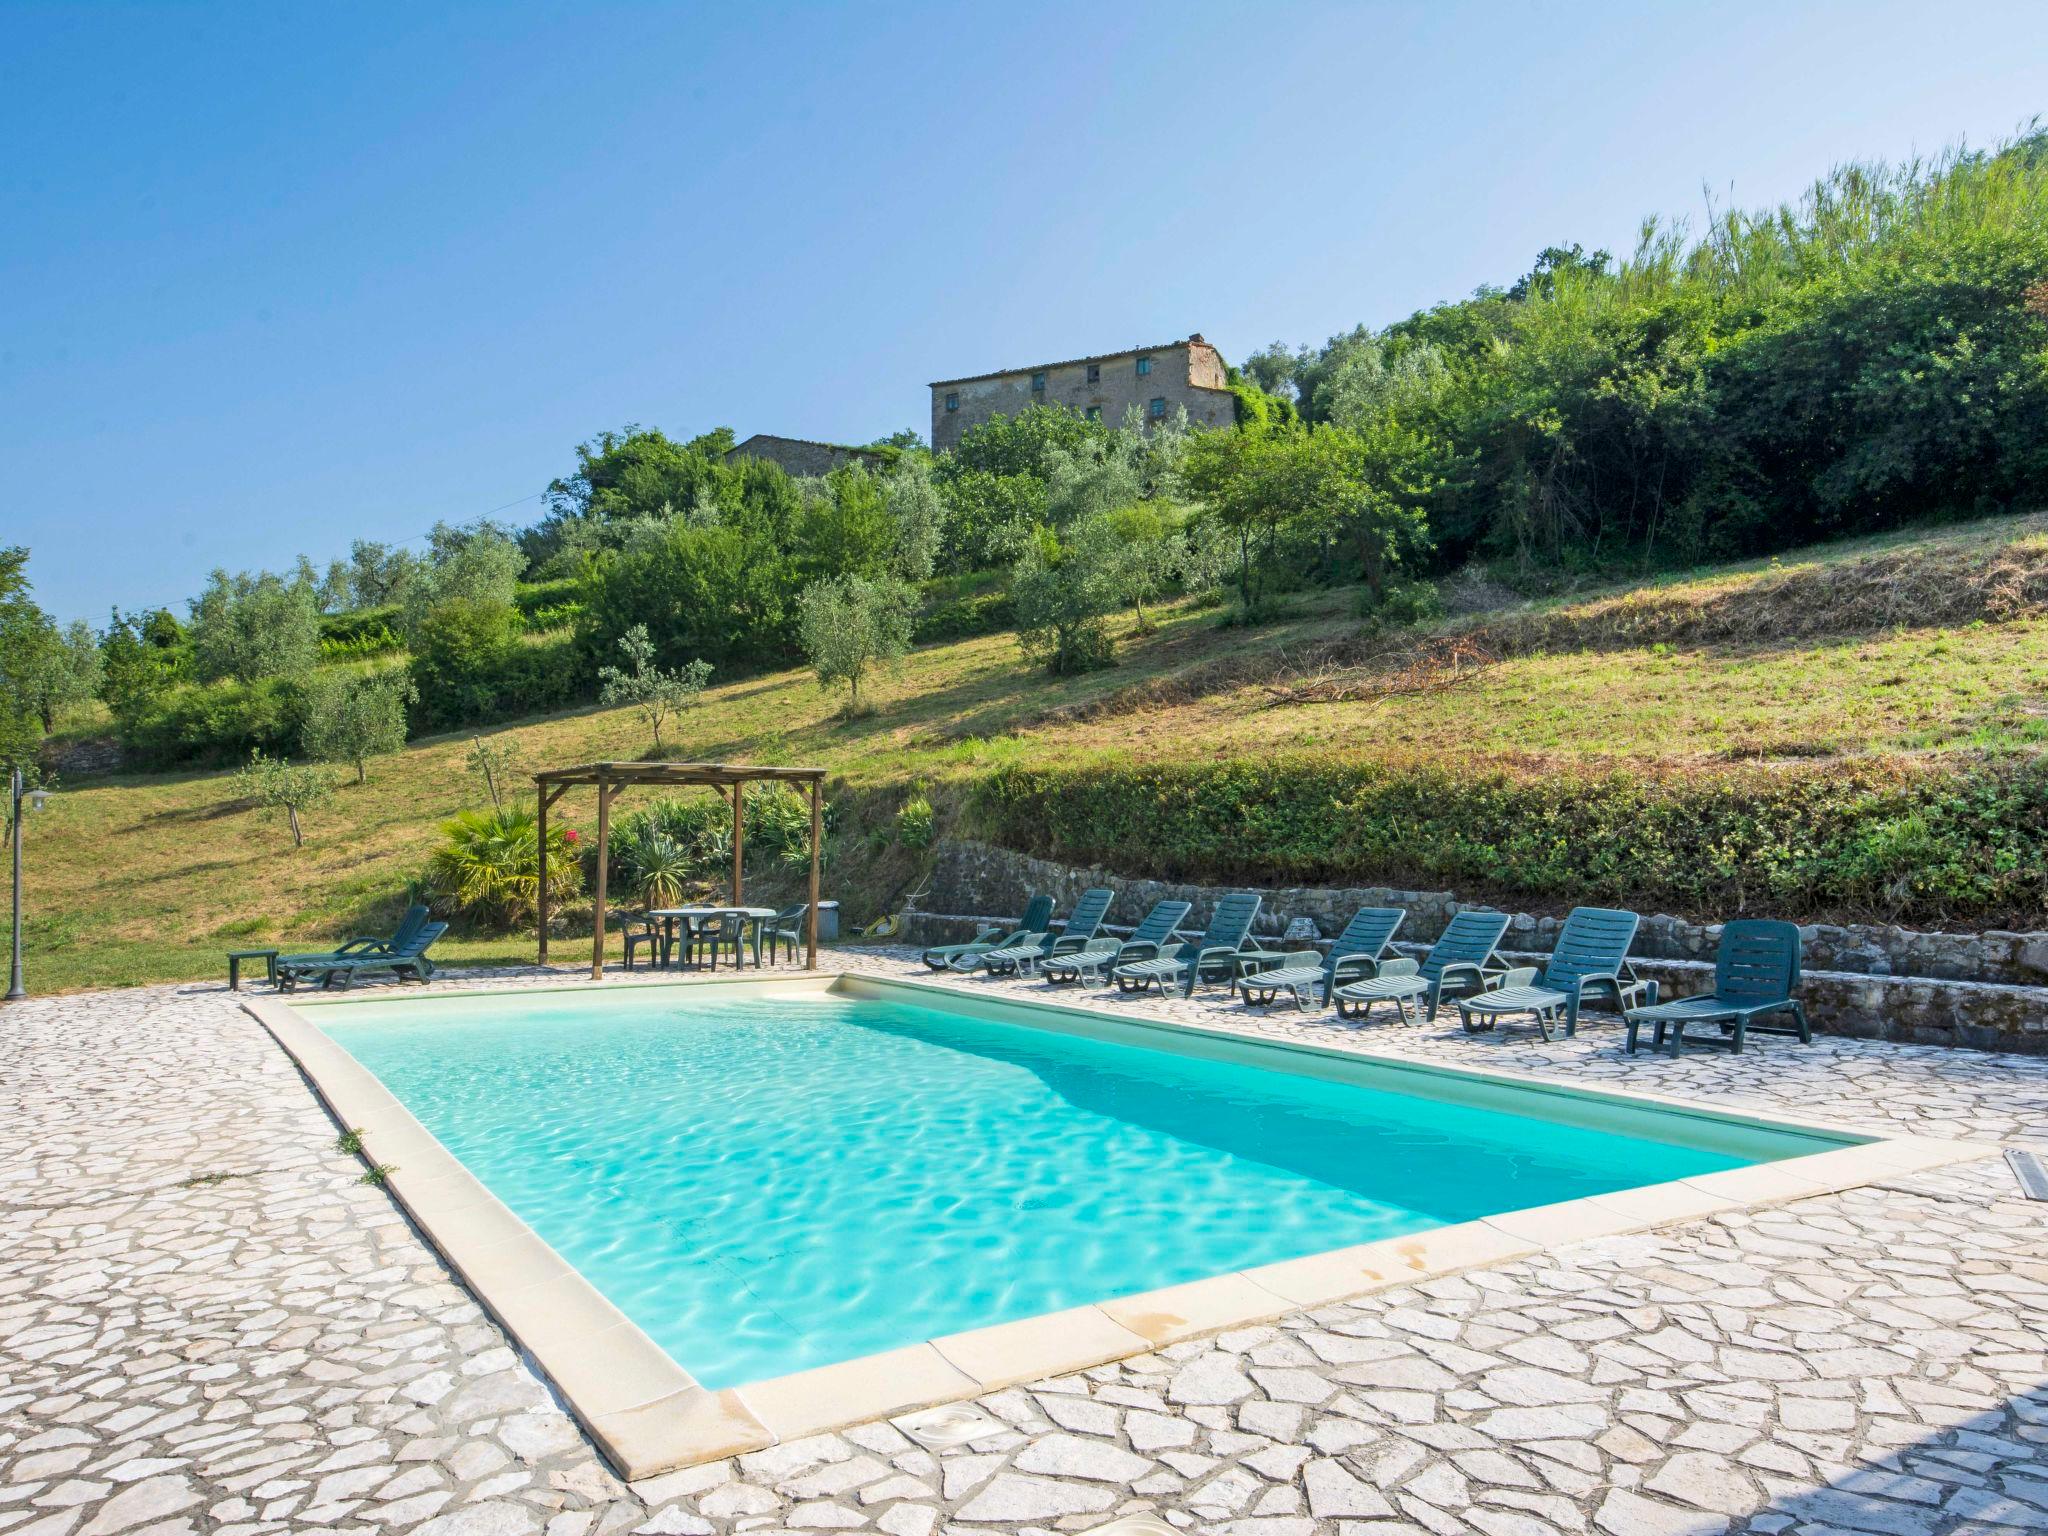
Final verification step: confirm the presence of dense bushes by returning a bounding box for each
[408,606,579,732]
[115,676,303,768]
[912,588,1015,643]
[1245,136,2048,574]
[973,753,2048,926]
[318,606,402,659]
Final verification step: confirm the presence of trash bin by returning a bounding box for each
[815,900,841,942]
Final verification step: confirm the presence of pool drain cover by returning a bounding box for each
[893,1402,1007,1448]
[2008,1147,2048,1201]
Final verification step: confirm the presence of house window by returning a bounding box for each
[1030,371,1046,393]
[1086,362,1101,384]
[945,392,959,412]
[1136,356,1153,376]
[1085,405,1102,422]
[1149,396,1167,419]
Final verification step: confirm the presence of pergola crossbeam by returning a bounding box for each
[533,761,827,979]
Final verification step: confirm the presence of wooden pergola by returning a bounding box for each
[533,761,827,979]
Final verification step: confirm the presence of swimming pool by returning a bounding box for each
[312,975,1850,1392]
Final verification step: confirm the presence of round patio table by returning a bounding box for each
[645,906,780,970]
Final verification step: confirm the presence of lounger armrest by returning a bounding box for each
[1192,944,1240,972]
[1116,939,1163,962]
[1436,961,1487,987]
[1328,953,1381,984]
[334,937,393,956]
[1567,971,1632,1005]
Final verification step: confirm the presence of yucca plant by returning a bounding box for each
[626,832,691,909]
[426,806,582,928]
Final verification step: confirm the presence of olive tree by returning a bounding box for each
[188,568,322,683]
[598,623,712,752]
[299,669,416,784]
[232,749,335,849]
[797,574,914,716]
[1011,514,1141,675]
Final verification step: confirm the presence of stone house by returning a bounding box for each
[724,434,893,479]
[928,334,1236,452]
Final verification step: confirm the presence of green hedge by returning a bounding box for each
[972,754,2048,926]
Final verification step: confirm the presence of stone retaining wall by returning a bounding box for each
[905,839,2048,1053]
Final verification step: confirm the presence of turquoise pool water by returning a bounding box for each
[316,984,1837,1388]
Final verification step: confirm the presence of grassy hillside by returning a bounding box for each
[22,515,2048,994]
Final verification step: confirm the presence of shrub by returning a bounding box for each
[745,782,824,866]
[318,606,403,660]
[972,753,2048,926]
[409,602,578,730]
[115,676,302,768]
[897,793,935,851]
[426,805,582,928]
[1358,577,1445,628]
[912,589,1015,643]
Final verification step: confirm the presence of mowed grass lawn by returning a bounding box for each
[23,518,2048,994]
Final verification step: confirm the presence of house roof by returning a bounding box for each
[724,433,891,460]
[929,334,1219,389]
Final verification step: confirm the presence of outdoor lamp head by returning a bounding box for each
[26,789,49,812]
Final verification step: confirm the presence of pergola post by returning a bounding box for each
[537,783,550,966]
[590,778,612,981]
[731,780,744,905]
[806,775,821,969]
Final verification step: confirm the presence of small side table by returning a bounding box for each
[228,949,280,991]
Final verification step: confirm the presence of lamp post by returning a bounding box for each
[7,767,50,1003]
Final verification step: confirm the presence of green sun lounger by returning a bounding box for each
[1327,957,1426,1024]
[1113,892,1262,998]
[272,903,430,980]
[280,921,447,992]
[921,894,1053,971]
[1625,920,1808,1055]
[977,888,1114,976]
[1332,909,1512,1023]
[1040,899,1192,987]
[1236,906,1405,1010]
[1456,906,1654,1040]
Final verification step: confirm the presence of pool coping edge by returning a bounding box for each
[243,973,1995,1484]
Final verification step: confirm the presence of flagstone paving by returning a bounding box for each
[3,954,2046,1536]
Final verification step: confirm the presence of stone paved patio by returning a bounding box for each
[4,952,2047,1536]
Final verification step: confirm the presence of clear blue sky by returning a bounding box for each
[5,1,2044,623]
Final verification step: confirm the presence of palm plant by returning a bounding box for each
[427,806,582,927]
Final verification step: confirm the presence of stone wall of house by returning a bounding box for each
[899,839,2048,1052]
[930,336,1236,451]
